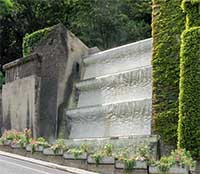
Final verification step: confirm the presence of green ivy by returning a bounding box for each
[152,0,185,146]
[182,0,200,28]
[178,0,200,158]
[22,26,53,57]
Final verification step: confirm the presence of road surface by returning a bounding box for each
[0,155,72,174]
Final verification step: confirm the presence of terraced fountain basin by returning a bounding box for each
[66,99,152,139]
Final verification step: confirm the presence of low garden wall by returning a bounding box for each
[0,144,192,174]
[0,129,195,174]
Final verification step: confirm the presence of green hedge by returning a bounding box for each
[152,0,185,146]
[22,26,53,57]
[181,0,200,28]
[178,0,200,158]
[178,27,200,158]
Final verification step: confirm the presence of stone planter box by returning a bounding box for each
[26,144,44,152]
[10,143,25,149]
[63,152,87,160]
[43,148,63,156]
[87,155,115,164]
[115,160,147,169]
[3,140,12,146]
[149,165,189,174]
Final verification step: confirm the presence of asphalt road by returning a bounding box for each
[0,155,72,174]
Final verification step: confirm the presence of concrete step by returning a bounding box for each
[66,98,152,139]
[76,66,152,107]
[83,38,152,79]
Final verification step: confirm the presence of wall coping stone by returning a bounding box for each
[3,53,42,71]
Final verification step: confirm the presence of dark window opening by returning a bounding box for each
[76,63,80,73]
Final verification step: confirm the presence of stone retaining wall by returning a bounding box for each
[2,54,42,137]
[1,24,89,140]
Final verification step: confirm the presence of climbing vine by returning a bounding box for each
[22,26,53,57]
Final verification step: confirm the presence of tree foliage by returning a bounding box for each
[0,0,13,16]
[0,0,151,71]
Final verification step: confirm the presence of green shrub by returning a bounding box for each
[181,0,200,28]
[22,26,53,57]
[178,27,200,158]
[152,0,185,146]
[178,0,200,158]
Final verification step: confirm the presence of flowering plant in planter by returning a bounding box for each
[67,144,89,159]
[150,148,195,174]
[103,144,113,156]
[136,145,151,162]
[0,129,32,148]
[29,137,50,154]
[115,149,136,170]
[50,139,67,154]
[0,130,17,145]
[90,144,114,165]
[156,156,174,173]
[91,151,102,164]
[171,148,195,169]
[11,129,32,148]
[23,128,32,144]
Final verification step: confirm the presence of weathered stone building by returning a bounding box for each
[2,24,88,140]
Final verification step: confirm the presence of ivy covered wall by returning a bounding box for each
[152,0,185,146]
[23,27,53,57]
[178,0,200,158]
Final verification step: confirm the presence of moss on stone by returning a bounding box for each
[152,0,185,146]
[22,26,53,57]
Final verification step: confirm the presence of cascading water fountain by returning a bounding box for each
[65,38,158,154]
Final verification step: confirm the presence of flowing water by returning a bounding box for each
[65,38,153,139]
